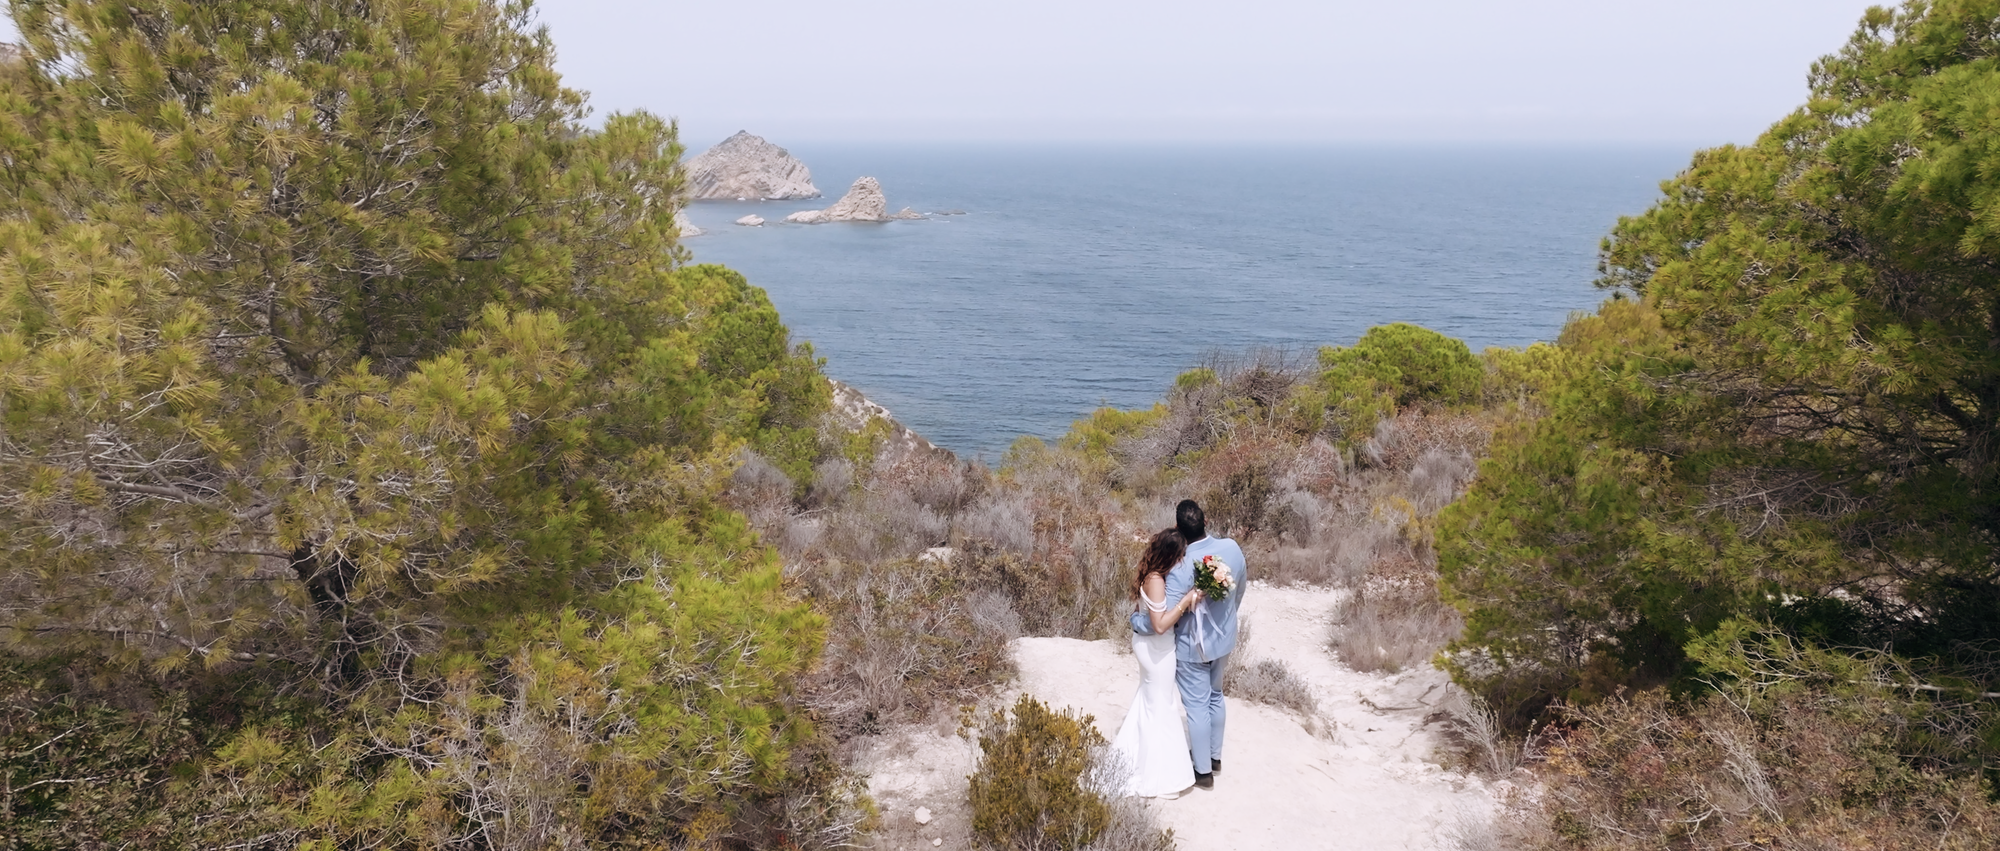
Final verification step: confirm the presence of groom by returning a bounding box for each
[1132,499,1248,789]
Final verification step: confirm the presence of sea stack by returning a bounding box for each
[683,131,820,200]
[673,210,703,237]
[783,177,893,224]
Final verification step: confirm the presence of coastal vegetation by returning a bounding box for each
[0,1,852,847]
[1435,1,2000,845]
[7,0,2000,849]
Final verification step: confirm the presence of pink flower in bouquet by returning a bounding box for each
[1193,554,1232,601]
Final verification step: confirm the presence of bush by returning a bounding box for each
[1531,688,2000,850]
[968,695,1112,851]
[800,556,1014,739]
[1508,623,2000,850]
[1328,578,1463,674]
[1438,688,1535,778]
[1224,658,1319,718]
[1314,323,1483,443]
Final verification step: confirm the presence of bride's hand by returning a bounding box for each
[1186,589,1205,606]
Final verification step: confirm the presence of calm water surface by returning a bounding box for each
[680,145,1692,458]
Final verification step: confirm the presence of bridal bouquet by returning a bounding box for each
[1193,554,1234,602]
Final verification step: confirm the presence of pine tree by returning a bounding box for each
[1440,0,2000,722]
[0,0,829,843]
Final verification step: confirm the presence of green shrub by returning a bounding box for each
[1314,323,1482,442]
[1174,367,1219,392]
[967,695,1111,851]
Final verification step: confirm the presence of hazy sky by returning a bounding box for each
[0,1,1884,147]
[531,0,1879,149]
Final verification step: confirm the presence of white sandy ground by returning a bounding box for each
[852,582,1509,851]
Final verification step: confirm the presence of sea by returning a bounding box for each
[678,145,1695,459]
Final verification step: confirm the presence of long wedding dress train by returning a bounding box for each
[1111,591,1195,798]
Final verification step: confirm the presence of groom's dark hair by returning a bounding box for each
[1176,499,1206,542]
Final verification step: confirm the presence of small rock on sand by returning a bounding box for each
[914,806,932,825]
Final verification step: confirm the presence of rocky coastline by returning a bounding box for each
[828,379,952,464]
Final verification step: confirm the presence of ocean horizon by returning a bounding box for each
[680,143,1696,458]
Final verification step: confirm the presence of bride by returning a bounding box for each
[1111,529,1203,798]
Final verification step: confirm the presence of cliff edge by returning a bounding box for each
[829,379,952,464]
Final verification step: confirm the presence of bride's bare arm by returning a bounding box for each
[1145,573,1202,634]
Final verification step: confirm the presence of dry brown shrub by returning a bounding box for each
[1374,407,1492,471]
[958,491,1037,554]
[1437,687,1539,779]
[800,556,1015,740]
[817,487,948,563]
[874,454,987,516]
[1328,575,1463,674]
[1405,446,1479,513]
[954,525,1127,641]
[1525,688,2000,850]
[1180,430,1293,541]
[1224,657,1319,718]
[1274,436,1347,495]
[1252,517,1400,587]
[806,457,854,510]
[1117,385,1223,477]
[1209,346,1313,411]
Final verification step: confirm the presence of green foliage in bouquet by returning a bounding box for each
[1193,555,1231,602]
[967,695,1112,851]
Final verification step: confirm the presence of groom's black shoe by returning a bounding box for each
[1210,759,1221,774]
[1193,771,1214,789]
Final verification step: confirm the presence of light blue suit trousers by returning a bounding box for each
[1131,535,1247,775]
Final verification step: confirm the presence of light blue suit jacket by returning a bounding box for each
[1128,535,1247,663]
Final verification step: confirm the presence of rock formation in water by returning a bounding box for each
[735,214,765,226]
[783,177,894,224]
[674,210,703,237]
[890,207,924,220]
[683,131,820,200]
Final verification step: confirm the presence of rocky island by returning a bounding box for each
[673,210,702,237]
[784,177,924,224]
[683,130,820,200]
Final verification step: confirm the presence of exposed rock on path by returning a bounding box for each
[684,130,820,200]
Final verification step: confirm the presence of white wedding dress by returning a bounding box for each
[1111,589,1195,798]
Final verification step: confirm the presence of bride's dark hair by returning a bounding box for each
[1131,528,1186,600]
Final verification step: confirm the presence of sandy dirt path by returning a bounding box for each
[854,582,1500,851]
